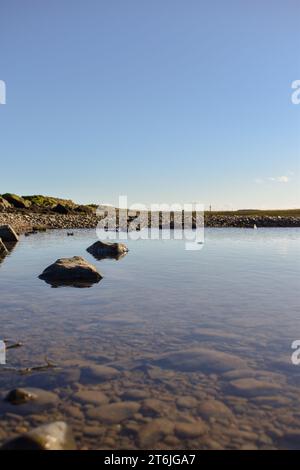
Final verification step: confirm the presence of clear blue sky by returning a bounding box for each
[0,0,299,209]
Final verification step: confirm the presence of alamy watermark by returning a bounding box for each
[291,340,300,365]
[0,80,6,105]
[291,80,300,104]
[96,196,204,250]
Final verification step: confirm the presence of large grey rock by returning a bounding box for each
[0,238,8,255]
[0,225,19,242]
[87,240,128,260]
[1,421,76,450]
[39,256,102,287]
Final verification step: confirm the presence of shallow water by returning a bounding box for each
[0,228,300,449]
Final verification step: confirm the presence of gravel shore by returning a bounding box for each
[0,209,300,235]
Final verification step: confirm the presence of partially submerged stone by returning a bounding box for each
[87,240,128,260]
[0,224,19,243]
[4,387,58,407]
[0,238,8,255]
[1,421,76,450]
[39,256,102,287]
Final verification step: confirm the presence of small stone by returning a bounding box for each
[121,389,149,401]
[80,365,119,383]
[4,388,58,407]
[176,396,198,409]
[141,398,166,416]
[138,418,174,448]
[87,240,128,260]
[175,419,207,438]
[198,399,234,420]
[87,401,140,424]
[229,378,281,397]
[74,389,109,405]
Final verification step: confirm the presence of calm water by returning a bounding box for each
[0,228,300,449]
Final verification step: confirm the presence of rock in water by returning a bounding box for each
[4,388,38,405]
[86,401,140,424]
[87,240,128,260]
[0,238,8,255]
[1,421,76,450]
[0,225,19,242]
[39,256,102,287]
[154,347,247,373]
[228,378,281,397]
[4,387,58,407]
[80,364,119,383]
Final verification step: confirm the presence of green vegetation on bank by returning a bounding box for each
[0,193,299,216]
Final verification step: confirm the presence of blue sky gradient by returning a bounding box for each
[0,0,299,209]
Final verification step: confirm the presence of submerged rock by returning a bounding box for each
[87,240,128,260]
[174,419,207,438]
[86,401,140,424]
[154,347,247,373]
[198,399,234,420]
[74,389,109,406]
[138,418,174,448]
[228,378,281,397]
[0,224,19,242]
[80,364,119,383]
[39,256,102,287]
[1,421,76,450]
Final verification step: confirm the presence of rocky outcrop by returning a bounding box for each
[0,196,12,211]
[0,224,19,242]
[39,256,102,287]
[1,421,76,450]
[1,193,31,209]
[87,240,128,260]
[52,203,70,214]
